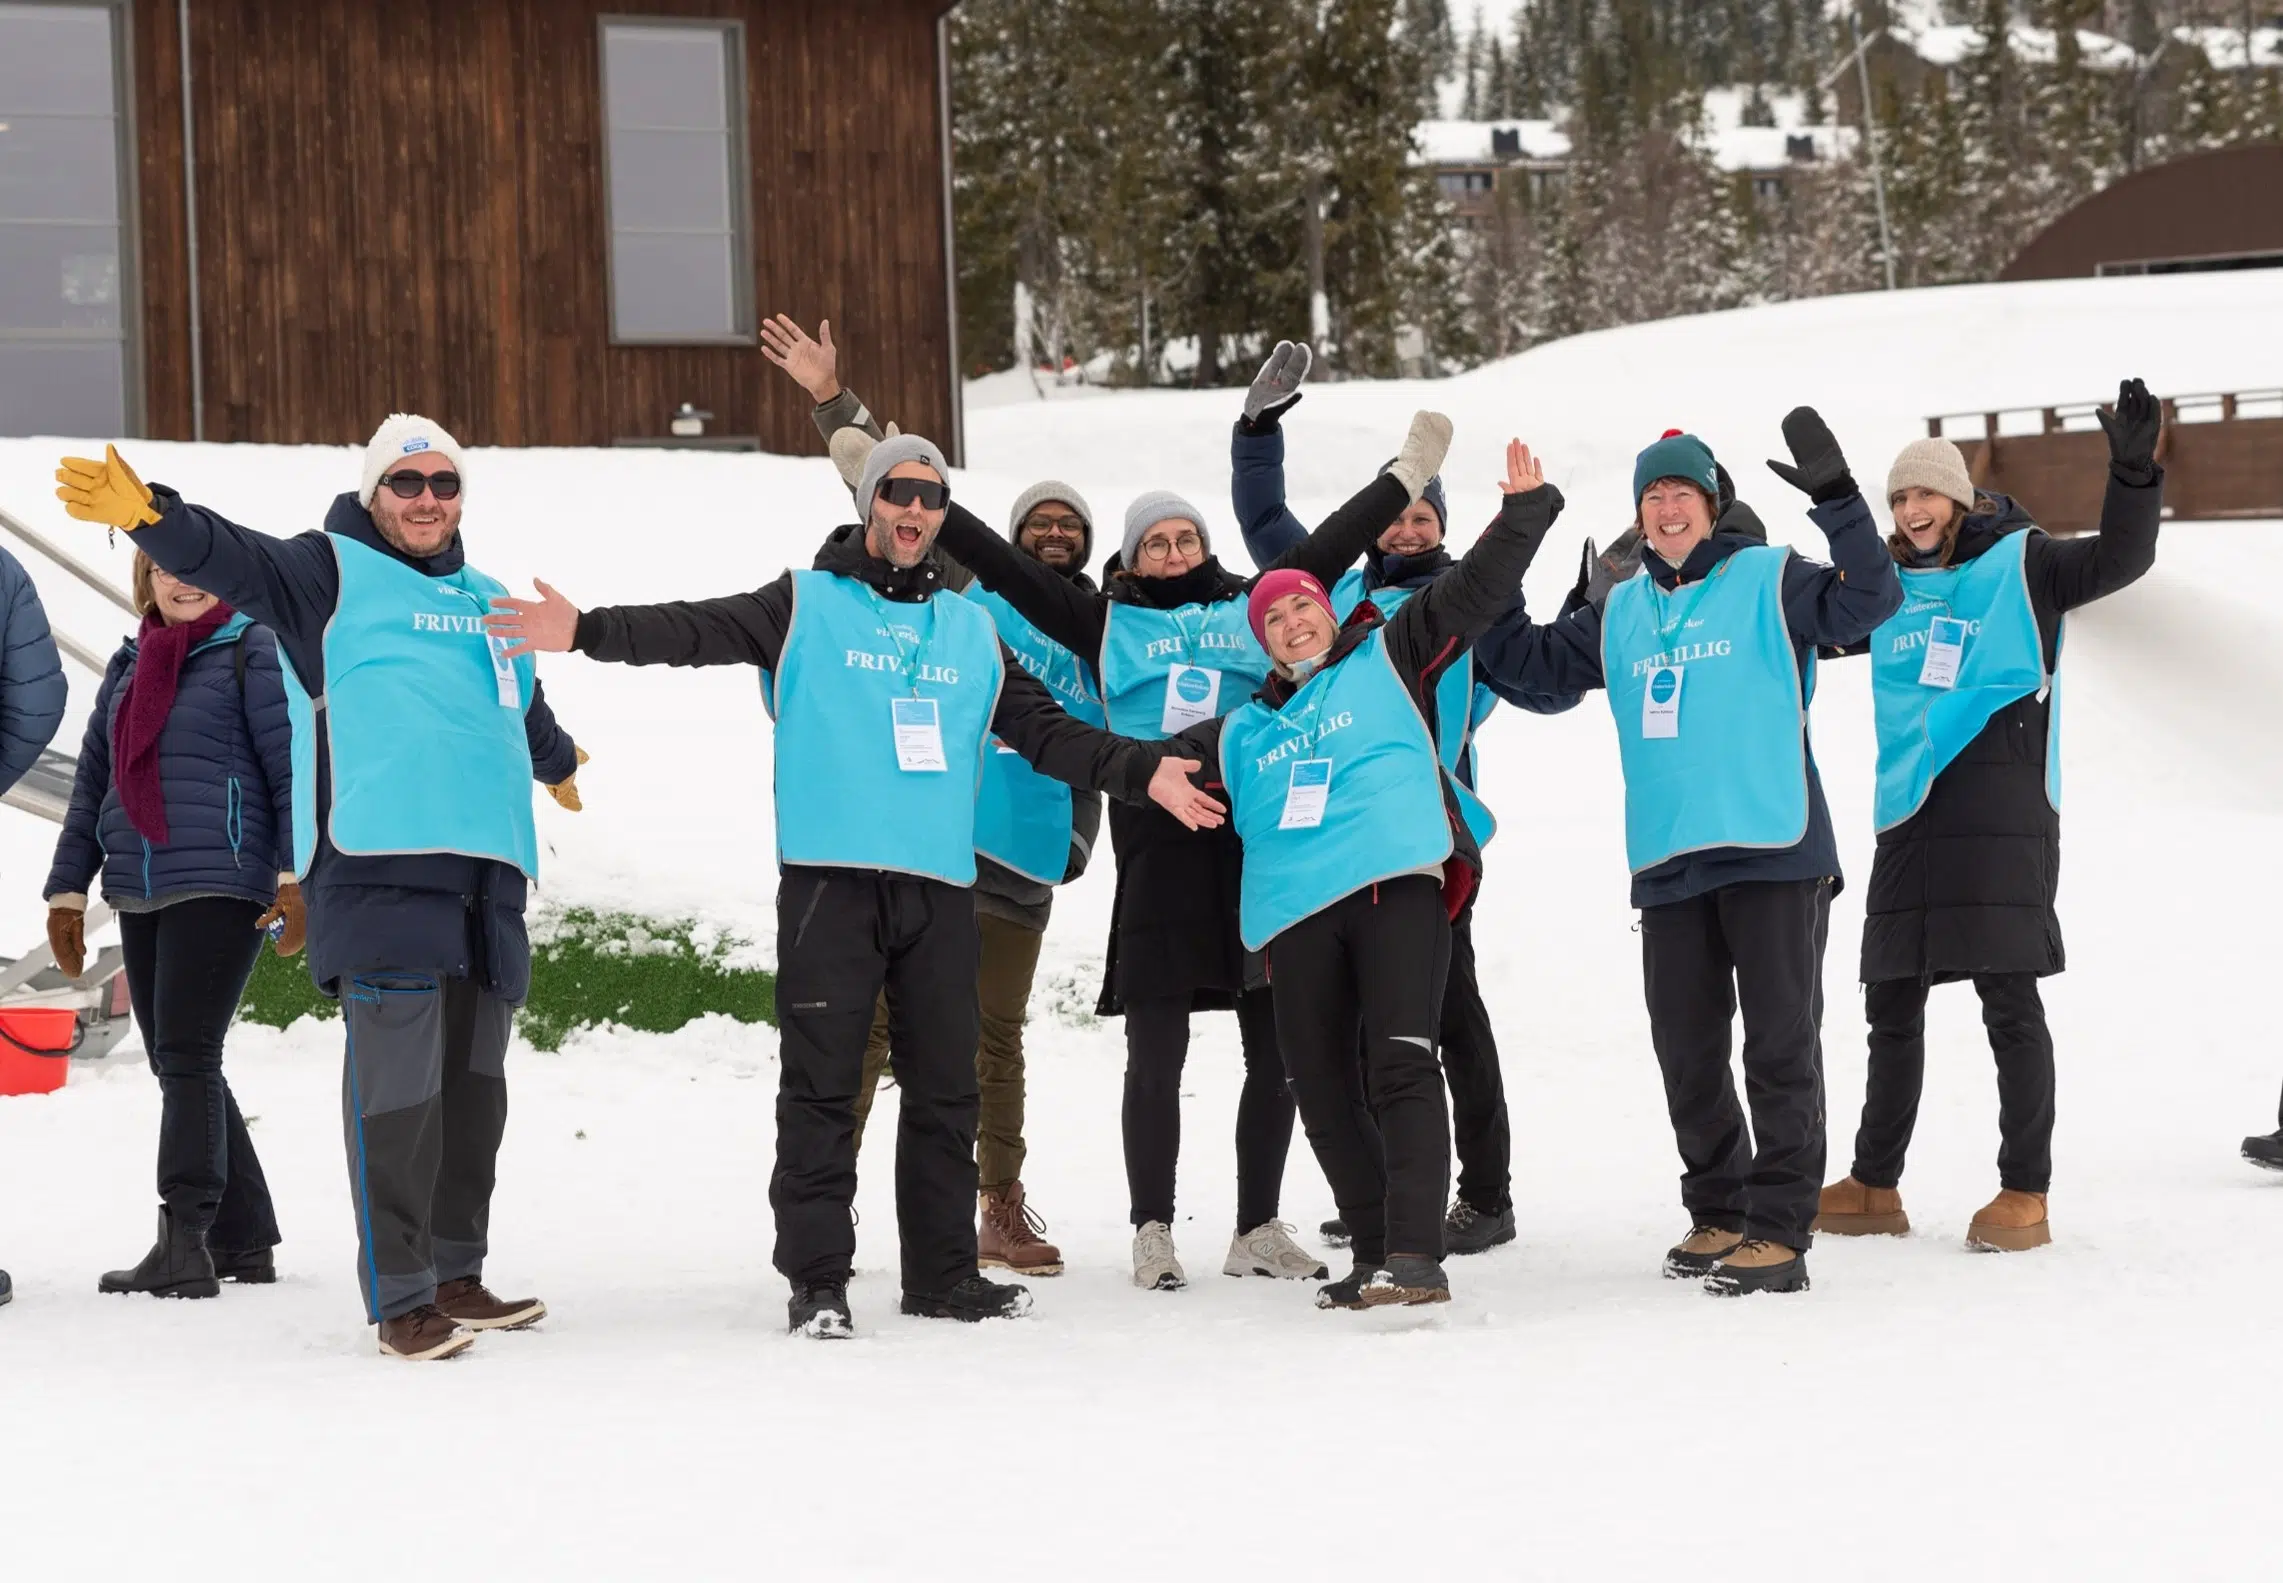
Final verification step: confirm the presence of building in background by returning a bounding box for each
[2001,143,2283,278]
[0,0,965,459]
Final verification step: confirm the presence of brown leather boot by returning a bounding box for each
[1814,1175,1909,1237]
[1966,1189,2050,1252]
[377,1304,475,1361]
[1662,1224,1743,1279]
[979,1182,1064,1277]
[434,1276,547,1330]
[1705,1240,1810,1296]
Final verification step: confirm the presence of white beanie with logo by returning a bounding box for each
[360,413,470,507]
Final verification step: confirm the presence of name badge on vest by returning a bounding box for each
[486,634,520,709]
[892,697,947,772]
[1280,758,1332,829]
[1161,664,1222,734]
[1641,664,1683,739]
[1918,618,1967,689]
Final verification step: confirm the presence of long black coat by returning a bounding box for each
[1858,473,2161,985]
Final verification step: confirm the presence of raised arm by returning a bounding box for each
[1232,342,1313,570]
[936,503,1106,658]
[2026,380,2164,616]
[1265,410,1449,588]
[1761,408,1903,648]
[1387,445,1564,680]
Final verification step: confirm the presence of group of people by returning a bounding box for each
[0,313,2230,1351]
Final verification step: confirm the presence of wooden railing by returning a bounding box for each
[1924,390,2283,534]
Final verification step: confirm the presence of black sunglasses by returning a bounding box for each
[378,469,462,501]
[877,477,949,510]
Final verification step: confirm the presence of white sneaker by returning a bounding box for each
[1224,1221,1331,1280]
[1132,1221,1186,1290]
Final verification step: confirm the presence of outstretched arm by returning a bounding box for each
[1265,410,1449,588]
[1782,490,1904,647]
[2026,381,2165,617]
[936,503,1106,658]
[138,495,342,659]
[1388,443,1564,681]
[491,575,795,672]
[991,655,1223,829]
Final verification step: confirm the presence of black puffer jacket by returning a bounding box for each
[1857,473,2161,984]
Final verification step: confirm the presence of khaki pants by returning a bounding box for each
[855,910,1044,1193]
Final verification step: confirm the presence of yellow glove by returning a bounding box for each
[54,444,160,530]
[545,746,591,812]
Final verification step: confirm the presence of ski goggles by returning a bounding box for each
[876,477,950,510]
[377,469,462,501]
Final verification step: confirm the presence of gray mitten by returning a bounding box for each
[1242,341,1312,425]
[1384,411,1455,501]
[1581,526,1643,609]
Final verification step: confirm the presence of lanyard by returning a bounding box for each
[864,588,936,697]
[1648,560,1723,642]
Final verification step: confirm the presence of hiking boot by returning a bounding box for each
[2242,1131,2283,1171]
[901,1273,1033,1322]
[1133,1221,1185,1291]
[378,1304,475,1360]
[1966,1189,2051,1252]
[978,1182,1063,1277]
[98,1207,220,1299]
[209,1246,277,1285]
[1315,1263,1384,1310]
[1704,1240,1810,1296]
[435,1276,547,1331]
[788,1282,853,1339]
[1361,1255,1451,1307]
[1814,1176,1909,1236]
[1223,1221,1330,1280]
[1319,1216,1351,1247]
[1445,1200,1517,1256]
[1662,1224,1743,1279]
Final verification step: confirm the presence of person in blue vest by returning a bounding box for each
[1163,438,1565,1307]
[1469,412,1903,1294]
[1816,381,2162,1251]
[1231,340,1581,1258]
[932,412,1452,1292]
[43,551,300,1299]
[55,418,586,1361]
[483,433,1222,1340]
[0,539,67,1313]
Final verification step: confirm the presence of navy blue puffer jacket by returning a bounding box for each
[44,614,295,909]
[0,541,68,795]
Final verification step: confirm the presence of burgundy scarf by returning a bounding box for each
[113,602,234,845]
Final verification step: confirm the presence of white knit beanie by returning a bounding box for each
[360,414,470,507]
[1121,490,1209,567]
[1886,438,1975,511]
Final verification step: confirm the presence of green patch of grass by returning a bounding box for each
[235,909,776,1052]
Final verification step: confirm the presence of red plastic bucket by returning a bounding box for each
[0,1007,81,1096]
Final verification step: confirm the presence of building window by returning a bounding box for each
[600,18,752,344]
[1753,175,1785,204]
[0,1,132,438]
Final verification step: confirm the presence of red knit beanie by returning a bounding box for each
[1247,568,1334,646]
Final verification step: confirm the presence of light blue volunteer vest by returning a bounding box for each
[1601,544,1811,875]
[966,585,1105,884]
[1219,631,1454,949]
[1869,529,2056,832]
[1330,568,1498,847]
[1098,598,1270,740]
[279,535,540,879]
[769,569,1003,886]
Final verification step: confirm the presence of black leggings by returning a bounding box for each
[1852,973,2056,1194]
[117,897,278,1253]
[1122,987,1293,1233]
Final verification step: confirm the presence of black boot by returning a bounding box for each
[99,1207,220,1299]
[1318,1216,1351,1247]
[2242,1131,2283,1172]
[1444,1200,1517,1256]
[0,1267,12,1308]
[900,1273,1033,1322]
[787,1281,853,1339]
[1361,1254,1451,1306]
[210,1246,277,1285]
[1315,1263,1384,1311]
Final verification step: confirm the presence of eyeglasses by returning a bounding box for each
[378,470,462,501]
[1137,531,1203,563]
[1021,514,1086,538]
[877,477,950,510]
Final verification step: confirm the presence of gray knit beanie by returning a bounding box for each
[1008,479,1094,563]
[856,433,951,515]
[1886,438,1975,511]
[1121,490,1209,568]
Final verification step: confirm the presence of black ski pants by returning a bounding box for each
[117,897,278,1254]
[341,971,513,1323]
[772,868,980,1296]
[1852,973,2056,1195]
[1123,987,1292,1234]
[1270,876,1452,1268]
[1442,913,1512,1214]
[1640,878,1831,1252]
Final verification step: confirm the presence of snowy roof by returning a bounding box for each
[1910,24,2139,71]
[1414,119,1571,166]
[2177,25,2283,71]
[1699,86,1822,135]
[1701,122,1858,174]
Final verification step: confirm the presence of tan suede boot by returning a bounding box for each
[1966,1189,2050,1252]
[1662,1224,1744,1279]
[978,1182,1064,1277]
[1813,1175,1910,1236]
[1705,1240,1810,1296]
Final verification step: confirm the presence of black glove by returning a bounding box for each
[2096,377,2161,484]
[1571,528,1641,611]
[1765,406,1857,505]
[1240,341,1311,431]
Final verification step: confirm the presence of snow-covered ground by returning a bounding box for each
[2,269,2281,1578]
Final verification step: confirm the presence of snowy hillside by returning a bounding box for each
[2,268,2281,1578]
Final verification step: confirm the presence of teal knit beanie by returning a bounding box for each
[1633,429,1720,506]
